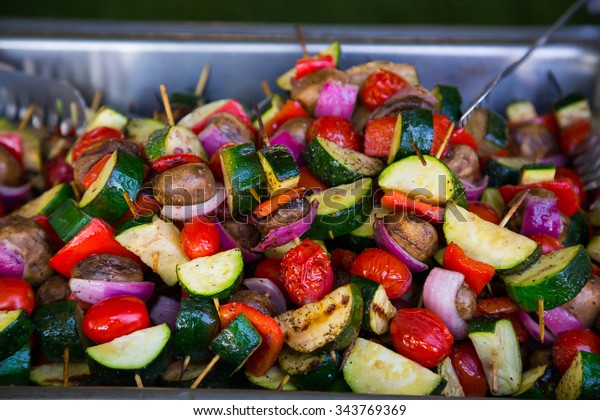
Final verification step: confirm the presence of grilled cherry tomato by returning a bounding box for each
[72,127,125,161]
[82,296,150,344]
[281,239,333,306]
[0,278,35,315]
[43,154,73,189]
[361,69,410,111]
[254,257,285,292]
[555,167,586,208]
[467,201,500,225]
[553,329,600,374]
[351,248,411,299]
[307,116,362,151]
[449,340,488,397]
[180,216,220,259]
[559,119,590,156]
[530,233,564,255]
[389,308,454,367]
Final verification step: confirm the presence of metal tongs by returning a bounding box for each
[459,0,599,126]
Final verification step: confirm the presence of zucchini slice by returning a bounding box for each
[13,183,75,218]
[210,313,262,374]
[464,107,508,157]
[502,245,591,311]
[145,125,208,162]
[305,177,374,240]
[519,163,556,185]
[48,199,93,243]
[351,276,397,335]
[444,202,540,275]
[379,155,467,207]
[116,217,188,286]
[125,117,166,148]
[563,210,590,248]
[438,356,465,397]
[0,343,30,386]
[483,157,532,187]
[29,362,92,387]
[338,206,391,253]
[433,84,463,124]
[343,337,444,395]
[481,187,506,217]
[514,364,558,399]
[275,284,363,353]
[177,248,243,299]
[278,346,340,391]
[387,108,434,163]
[257,144,300,195]
[553,92,591,130]
[160,359,231,389]
[302,137,384,187]
[173,297,220,360]
[556,351,600,399]
[468,317,522,396]
[246,365,297,391]
[85,106,128,132]
[506,100,537,125]
[86,324,171,386]
[0,310,35,361]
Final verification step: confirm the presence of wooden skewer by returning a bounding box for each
[213,298,220,311]
[18,104,36,131]
[134,373,144,388]
[486,282,494,296]
[491,361,498,394]
[499,190,529,228]
[294,237,302,246]
[294,25,309,58]
[434,123,455,160]
[160,84,175,126]
[417,290,424,308]
[123,192,139,220]
[195,64,211,97]
[152,252,159,273]
[261,80,272,99]
[91,90,103,112]
[328,230,335,240]
[250,187,261,203]
[63,348,70,387]
[411,142,427,166]
[190,354,220,389]
[70,102,79,131]
[253,101,270,147]
[330,351,337,363]
[538,299,545,343]
[179,355,192,381]
[276,373,291,391]
[339,339,356,372]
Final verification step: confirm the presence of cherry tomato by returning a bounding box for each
[297,166,327,191]
[559,119,590,156]
[0,278,35,315]
[43,154,73,189]
[351,248,412,299]
[449,340,488,397]
[555,167,586,208]
[330,248,358,273]
[530,233,564,255]
[467,201,500,224]
[72,127,125,161]
[82,296,150,344]
[281,239,333,306]
[389,308,454,367]
[254,258,285,293]
[553,329,600,374]
[307,116,362,151]
[476,297,520,316]
[180,216,220,259]
[361,69,410,111]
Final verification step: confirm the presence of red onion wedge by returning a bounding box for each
[539,154,568,168]
[0,182,31,209]
[423,268,469,340]
[149,295,180,330]
[198,125,238,158]
[69,278,155,304]
[373,218,428,272]
[243,277,287,314]
[270,130,304,166]
[544,306,587,337]
[214,219,262,263]
[461,176,488,201]
[520,194,562,239]
[0,240,24,278]
[161,182,226,221]
[314,80,359,121]
[251,200,319,252]
[519,310,556,344]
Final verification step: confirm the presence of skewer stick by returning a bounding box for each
[295,25,309,58]
[250,187,261,203]
[70,102,79,131]
[538,299,546,343]
[91,90,103,112]
[330,351,337,363]
[152,252,159,273]
[411,142,427,166]
[213,298,220,311]
[18,104,36,131]
[499,190,529,228]
[179,355,192,381]
[123,192,139,220]
[417,290,424,308]
[328,230,335,240]
[63,348,69,387]
[491,361,498,394]
[252,101,270,147]
[134,373,144,388]
[194,64,211,97]
[434,123,455,160]
[486,282,494,296]
[261,80,272,99]
[339,339,356,372]
[190,354,220,389]
[276,374,291,391]
[294,237,302,246]
[160,84,175,126]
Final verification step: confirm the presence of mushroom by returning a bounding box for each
[153,162,216,206]
[382,212,438,262]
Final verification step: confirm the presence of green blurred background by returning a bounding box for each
[1,0,599,25]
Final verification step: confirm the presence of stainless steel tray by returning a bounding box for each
[0,19,599,399]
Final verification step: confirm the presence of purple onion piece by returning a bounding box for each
[243,277,287,314]
[0,240,24,278]
[69,278,155,304]
[520,194,562,238]
[461,176,489,201]
[150,295,180,330]
[314,80,359,120]
[198,125,235,158]
[518,310,557,344]
[544,306,587,337]
[423,268,469,340]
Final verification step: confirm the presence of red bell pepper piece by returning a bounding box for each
[218,302,284,377]
[151,153,204,173]
[443,242,495,296]
[0,133,23,166]
[449,127,478,152]
[32,214,65,250]
[498,178,580,217]
[381,190,445,224]
[49,218,141,277]
[81,154,112,190]
[295,55,336,80]
[429,114,454,158]
[72,127,125,161]
[364,116,396,157]
[263,100,309,137]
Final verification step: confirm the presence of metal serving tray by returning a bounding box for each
[0,20,599,399]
